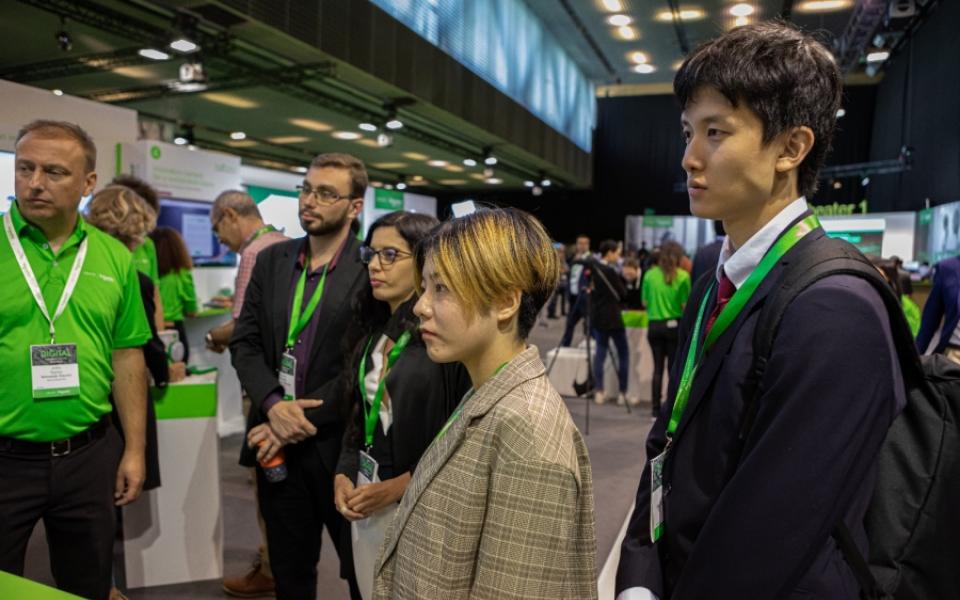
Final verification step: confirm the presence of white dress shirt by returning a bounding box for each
[716,197,810,287]
[616,198,809,600]
[363,334,393,434]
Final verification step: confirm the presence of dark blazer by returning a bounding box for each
[615,226,904,599]
[690,238,724,285]
[916,256,960,354]
[230,235,369,469]
[589,259,627,331]
[335,298,471,481]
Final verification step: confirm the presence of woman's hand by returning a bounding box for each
[334,474,366,521]
[346,472,412,517]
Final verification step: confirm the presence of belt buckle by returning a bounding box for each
[50,438,71,457]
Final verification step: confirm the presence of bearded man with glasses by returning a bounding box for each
[230,153,370,599]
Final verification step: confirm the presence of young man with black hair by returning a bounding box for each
[616,22,904,599]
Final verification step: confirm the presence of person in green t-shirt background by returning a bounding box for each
[112,174,164,332]
[151,226,198,363]
[641,240,691,415]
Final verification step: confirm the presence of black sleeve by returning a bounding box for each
[229,248,283,411]
[138,274,169,387]
[335,389,364,481]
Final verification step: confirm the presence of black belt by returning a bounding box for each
[0,416,110,457]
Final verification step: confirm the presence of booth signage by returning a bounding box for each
[374,188,405,210]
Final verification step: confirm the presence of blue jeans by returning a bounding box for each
[592,328,630,393]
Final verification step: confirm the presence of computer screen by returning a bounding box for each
[157,198,236,267]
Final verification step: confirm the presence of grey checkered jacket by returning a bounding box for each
[373,346,598,599]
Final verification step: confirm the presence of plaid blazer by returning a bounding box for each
[373,346,597,599]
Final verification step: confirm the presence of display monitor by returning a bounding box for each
[156,198,236,267]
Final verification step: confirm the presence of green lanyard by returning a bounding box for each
[358,330,412,448]
[249,225,276,243]
[666,215,820,440]
[434,361,509,442]
[285,261,329,350]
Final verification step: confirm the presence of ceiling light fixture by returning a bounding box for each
[600,0,624,11]
[377,133,394,147]
[633,64,656,74]
[332,131,362,140]
[169,38,199,53]
[173,137,188,146]
[294,166,308,173]
[359,122,378,132]
[289,118,332,132]
[627,51,649,64]
[138,48,170,61]
[427,160,449,167]
[385,119,404,130]
[396,182,407,190]
[483,148,498,166]
[796,0,852,12]
[524,181,535,187]
[267,135,310,144]
[402,152,429,161]
[485,178,503,185]
[483,167,495,178]
[734,16,750,26]
[230,131,246,140]
[866,50,890,63]
[729,3,755,17]
[52,89,64,96]
[541,178,552,187]
[607,14,633,26]
[616,26,639,40]
[463,158,478,167]
[836,108,846,118]
[655,8,706,21]
[202,92,259,109]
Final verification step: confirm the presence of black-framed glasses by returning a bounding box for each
[359,245,411,266]
[211,213,225,238]
[296,183,351,205]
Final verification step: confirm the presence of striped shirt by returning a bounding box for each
[232,228,288,318]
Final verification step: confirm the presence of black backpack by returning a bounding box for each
[742,236,960,600]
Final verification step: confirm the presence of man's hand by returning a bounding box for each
[267,399,323,442]
[169,361,187,382]
[334,474,366,521]
[115,448,146,506]
[248,423,286,462]
[347,472,411,516]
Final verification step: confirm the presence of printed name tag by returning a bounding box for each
[279,352,297,400]
[358,449,379,486]
[650,448,668,543]
[31,344,80,399]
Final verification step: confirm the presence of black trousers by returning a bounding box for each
[560,293,586,347]
[0,424,122,600]
[257,438,361,600]
[647,320,680,411]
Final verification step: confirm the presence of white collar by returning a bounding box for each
[717,197,809,288]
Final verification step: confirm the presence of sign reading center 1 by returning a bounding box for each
[374,188,405,210]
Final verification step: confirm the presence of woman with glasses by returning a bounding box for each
[334,211,471,600]
[373,208,597,600]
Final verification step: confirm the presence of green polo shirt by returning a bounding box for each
[131,237,160,287]
[642,266,691,321]
[0,202,151,442]
[159,268,198,322]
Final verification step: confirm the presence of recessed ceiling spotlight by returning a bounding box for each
[396,182,407,190]
[463,158,478,167]
[294,166,308,173]
[138,48,170,61]
[633,64,656,74]
[386,119,404,130]
[616,26,639,40]
[524,181,535,187]
[484,156,498,166]
[866,50,890,63]
[655,8,706,21]
[734,16,750,26]
[427,160,449,167]
[485,178,503,185]
[836,108,846,118]
[541,178,552,187]
[600,0,624,11]
[174,136,188,146]
[796,0,852,12]
[359,122,378,132]
[607,14,632,26]
[729,3,755,17]
[169,38,199,53]
[627,51,649,64]
[230,131,246,140]
[52,89,64,96]
[332,131,362,140]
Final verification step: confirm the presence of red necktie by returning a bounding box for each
[705,269,735,334]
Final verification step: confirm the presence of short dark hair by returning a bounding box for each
[599,239,619,256]
[150,226,194,275]
[112,174,160,214]
[674,20,841,199]
[310,153,369,199]
[17,120,97,173]
[623,257,640,269]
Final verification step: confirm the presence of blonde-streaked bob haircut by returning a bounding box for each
[416,207,560,340]
[85,185,157,249]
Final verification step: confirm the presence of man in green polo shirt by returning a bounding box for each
[0,120,151,600]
